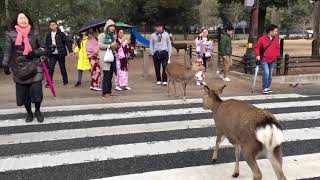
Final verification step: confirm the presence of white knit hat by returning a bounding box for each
[104,19,115,31]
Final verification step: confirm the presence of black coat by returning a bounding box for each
[45,28,73,57]
[2,30,47,84]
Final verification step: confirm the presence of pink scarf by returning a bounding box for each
[15,24,32,55]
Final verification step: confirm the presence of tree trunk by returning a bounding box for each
[271,6,280,26]
[312,0,320,56]
[5,0,10,29]
[258,6,266,38]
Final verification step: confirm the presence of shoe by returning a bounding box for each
[110,93,117,97]
[35,111,44,123]
[262,89,269,94]
[93,87,102,91]
[124,86,132,90]
[74,82,81,87]
[196,81,201,86]
[218,74,224,79]
[45,84,50,88]
[115,86,123,91]
[63,83,68,87]
[25,113,33,123]
[156,81,162,85]
[90,86,94,90]
[267,88,273,93]
[163,82,168,86]
[222,77,231,82]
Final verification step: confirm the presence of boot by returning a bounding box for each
[25,113,34,123]
[35,110,44,123]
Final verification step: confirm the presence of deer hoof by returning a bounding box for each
[232,173,239,178]
[211,159,217,164]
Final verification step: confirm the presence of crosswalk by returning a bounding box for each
[0,93,319,180]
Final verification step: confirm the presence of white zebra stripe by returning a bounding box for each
[0,94,308,115]
[95,153,320,180]
[0,127,319,172]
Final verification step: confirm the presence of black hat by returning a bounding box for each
[154,22,164,27]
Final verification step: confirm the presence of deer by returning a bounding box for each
[166,60,205,101]
[170,36,188,55]
[203,84,286,180]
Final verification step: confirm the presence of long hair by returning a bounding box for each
[10,11,34,30]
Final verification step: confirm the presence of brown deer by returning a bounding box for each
[203,84,286,180]
[170,37,188,55]
[166,61,205,101]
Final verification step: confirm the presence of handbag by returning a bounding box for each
[12,60,37,80]
[104,48,114,62]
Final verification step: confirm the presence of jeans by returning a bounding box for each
[102,62,115,95]
[77,70,83,83]
[153,51,169,82]
[49,54,68,84]
[261,61,275,90]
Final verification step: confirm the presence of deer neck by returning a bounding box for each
[210,95,223,114]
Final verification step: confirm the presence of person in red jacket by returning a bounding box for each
[255,24,280,94]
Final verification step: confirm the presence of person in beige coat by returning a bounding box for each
[98,19,118,98]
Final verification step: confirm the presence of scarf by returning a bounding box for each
[15,24,32,55]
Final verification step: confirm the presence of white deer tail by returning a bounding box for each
[256,118,284,152]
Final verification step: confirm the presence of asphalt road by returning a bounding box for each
[0,93,319,180]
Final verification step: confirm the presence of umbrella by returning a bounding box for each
[79,19,107,32]
[41,56,56,97]
[116,22,134,28]
[251,61,260,93]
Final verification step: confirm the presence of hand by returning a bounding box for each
[256,56,261,61]
[111,42,118,48]
[26,51,36,59]
[3,66,10,75]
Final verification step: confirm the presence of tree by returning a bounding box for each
[199,0,221,27]
[312,0,320,56]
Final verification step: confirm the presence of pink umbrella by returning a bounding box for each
[41,56,56,97]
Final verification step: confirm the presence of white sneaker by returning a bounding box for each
[90,86,94,90]
[266,88,273,93]
[262,89,269,94]
[93,87,102,91]
[222,77,231,82]
[196,81,201,86]
[124,86,132,90]
[156,81,162,85]
[163,82,168,86]
[115,86,123,91]
[218,74,224,79]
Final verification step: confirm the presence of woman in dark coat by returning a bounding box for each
[2,12,46,123]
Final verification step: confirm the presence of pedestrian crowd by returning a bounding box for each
[1,11,280,123]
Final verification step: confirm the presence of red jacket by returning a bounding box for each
[255,35,280,62]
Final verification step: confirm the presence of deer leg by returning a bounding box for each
[167,79,171,96]
[269,146,286,180]
[242,149,262,180]
[212,132,225,163]
[232,145,241,178]
[182,82,187,101]
[173,80,178,97]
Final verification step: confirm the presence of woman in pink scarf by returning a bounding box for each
[115,29,131,91]
[2,12,46,123]
[86,28,101,91]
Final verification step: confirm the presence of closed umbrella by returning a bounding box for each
[41,56,56,97]
[251,61,260,93]
[79,19,107,32]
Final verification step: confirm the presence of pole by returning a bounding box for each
[5,0,10,29]
[244,0,259,74]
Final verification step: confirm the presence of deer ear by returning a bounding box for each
[219,84,226,94]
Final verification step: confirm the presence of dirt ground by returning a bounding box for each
[0,39,314,108]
